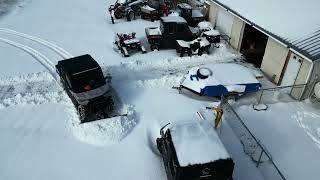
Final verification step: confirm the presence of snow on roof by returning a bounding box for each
[192,9,204,18]
[181,63,259,93]
[161,16,187,23]
[170,120,230,167]
[178,3,192,9]
[211,0,320,60]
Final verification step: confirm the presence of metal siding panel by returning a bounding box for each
[216,7,234,37]
[261,38,289,84]
[230,16,244,50]
[291,59,312,99]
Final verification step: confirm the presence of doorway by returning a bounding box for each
[240,24,268,67]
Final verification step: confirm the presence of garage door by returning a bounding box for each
[215,8,234,37]
[281,53,302,93]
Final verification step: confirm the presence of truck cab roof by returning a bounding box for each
[177,3,192,9]
[57,54,101,76]
[169,120,230,167]
[161,16,187,24]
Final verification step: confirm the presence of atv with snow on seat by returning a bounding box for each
[156,121,235,180]
[115,32,147,57]
[108,0,144,24]
[176,37,211,57]
[56,54,117,123]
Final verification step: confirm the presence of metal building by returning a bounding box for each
[201,0,320,100]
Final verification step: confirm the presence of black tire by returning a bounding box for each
[111,17,115,24]
[150,44,158,51]
[127,11,135,21]
[121,47,129,57]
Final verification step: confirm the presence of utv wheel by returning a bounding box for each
[150,44,158,51]
[127,11,135,21]
[111,17,115,24]
[121,47,129,57]
[140,45,147,54]
[78,105,86,121]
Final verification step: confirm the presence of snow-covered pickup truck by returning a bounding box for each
[156,120,235,180]
[145,16,199,51]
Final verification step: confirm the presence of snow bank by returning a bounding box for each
[66,104,138,146]
[0,91,65,108]
[0,71,54,86]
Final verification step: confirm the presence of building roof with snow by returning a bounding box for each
[211,0,320,61]
[170,120,230,167]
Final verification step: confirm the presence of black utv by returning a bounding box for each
[175,3,205,27]
[56,54,114,123]
[145,16,198,50]
[157,121,234,180]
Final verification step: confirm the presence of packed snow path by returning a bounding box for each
[0,28,73,59]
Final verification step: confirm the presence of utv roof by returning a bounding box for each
[170,120,230,167]
[177,3,192,9]
[57,54,101,75]
[161,16,187,23]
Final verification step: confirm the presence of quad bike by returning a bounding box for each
[115,32,147,57]
[108,0,144,24]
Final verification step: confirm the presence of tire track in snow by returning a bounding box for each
[0,37,58,81]
[0,28,73,59]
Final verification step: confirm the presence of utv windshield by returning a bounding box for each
[70,67,106,93]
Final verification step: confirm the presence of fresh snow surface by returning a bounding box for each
[235,102,320,180]
[181,63,259,93]
[146,27,161,36]
[170,120,230,167]
[2,0,319,180]
[213,0,320,40]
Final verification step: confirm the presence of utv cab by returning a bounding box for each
[175,3,205,27]
[145,16,198,50]
[56,54,114,123]
[157,121,234,180]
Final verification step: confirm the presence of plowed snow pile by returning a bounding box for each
[66,104,137,146]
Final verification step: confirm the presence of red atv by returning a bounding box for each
[115,32,147,57]
[108,0,144,24]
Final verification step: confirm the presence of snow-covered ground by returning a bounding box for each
[0,0,320,180]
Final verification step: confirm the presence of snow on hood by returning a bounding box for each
[170,119,230,167]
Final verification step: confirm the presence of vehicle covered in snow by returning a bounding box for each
[115,32,146,57]
[56,54,114,123]
[140,4,160,21]
[178,63,262,97]
[174,3,205,27]
[108,0,144,23]
[157,120,235,180]
[198,21,221,44]
[145,16,198,51]
[176,37,211,57]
